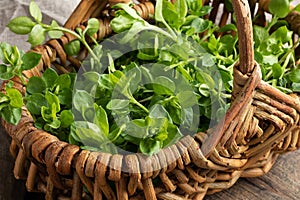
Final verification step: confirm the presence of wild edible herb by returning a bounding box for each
[25,68,75,140]
[0,41,41,125]
[1,0,300,156]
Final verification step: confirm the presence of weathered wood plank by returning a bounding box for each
[205,151,300,199]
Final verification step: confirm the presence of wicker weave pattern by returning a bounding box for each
[2,0,300,199]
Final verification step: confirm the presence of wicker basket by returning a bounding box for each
[2,0,300,199]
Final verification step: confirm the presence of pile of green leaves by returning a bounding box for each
[67,0,233,155]
[25,68,75,141]
[0,42,41,124]
[1,0,300,156]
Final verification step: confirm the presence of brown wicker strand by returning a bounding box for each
[13,149,27,179]
[71,172,83,200]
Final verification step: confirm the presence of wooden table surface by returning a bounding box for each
[206,151,300,199]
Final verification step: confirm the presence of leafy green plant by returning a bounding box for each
[0,82,23,125]
[1,0,300,156]
[0,41,41,125]
[7,1,100,62]
[25,68,75,140]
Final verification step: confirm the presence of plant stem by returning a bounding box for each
[148,25,177,41]
[130,97,149,113]
[44,25,100,64]
[267,16,278,32]
[18,74,27,85]
[110,124,125,142]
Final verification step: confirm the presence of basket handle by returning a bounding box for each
[201,0,260,157]
[231,0,257,101]
[232,0,255,76]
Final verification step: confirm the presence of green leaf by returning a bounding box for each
[0,93,10,104]
[198,83,210,97]
[163,124,182,147]
[149,104,172,122]
[139,138,161,156]
[0,64,14,80]
[58,88,72,106]
[292,82,300,92]
[186,0,202,15]
[0,43,20,66]
[64,40,80,56]
[83,71,100,83]
[202,53,215,67]
[29,1,42,22]
[272,63,283,79]
[268,0,290,18]
[55,74,71,89]
[219,35,236,55]
[162,0,183,29]
[6,88,23,108]
[73,90,94,113]
[1,106,21,125]
[27,76,46,94]
[48,118,61,129]
[60,110,74,128]
[270,26,293,43]
[48,20,63,39]
[155,0,168,26]
[41,106,51,122]
[85,18,100,36]
[262,54,278,65]
[110,12,136,33]
[146,116,169,135]
[26,93,47,115]
[224,0,233,12]
[288,69,300,83]
[10,46,21,66]
[42,68,59,88]
[21,52,41,70]
[122,63,142,93]
[175,0,188,19]
[72,121,107,145]
[199,72,215,89]
[7,16,35,34]
[0,42,13,64]
[98,74,114,90]
[176,91,198,108]
[45,91,60,112]
[198,5,212,16]
[0,102,9,111]
[124,119,147,139]
[112,3,143,20]
[169,43,189,60]
[94,104,109,137]
[154,130,168,141]
[28,24,46,46]
[107,99,130,110]
[191,18,210,33]
[253,25,269,47]
[119,21,148,44]
[153,76,175,95]
[181,107,196,129]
